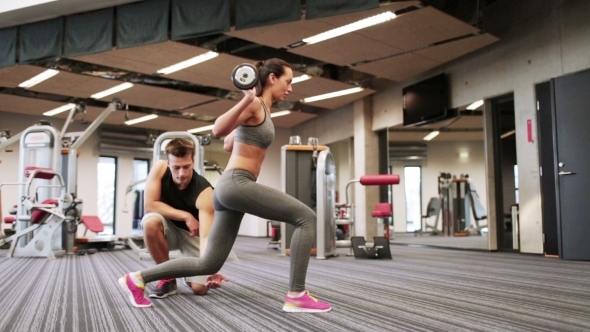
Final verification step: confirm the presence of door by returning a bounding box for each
[535,82,559,256]
[552,69,590,260]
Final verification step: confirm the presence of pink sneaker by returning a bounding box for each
[283,291,331,313]
[118,274,153,308]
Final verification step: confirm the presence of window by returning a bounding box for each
[132,159,150,233]
[133,159,149,191]
[97,156,117,235]
[404,166,422,232]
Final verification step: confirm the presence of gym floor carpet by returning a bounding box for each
[1,236,589,332]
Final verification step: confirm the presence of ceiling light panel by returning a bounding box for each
[91,82,134,99]
[43,103,76,116]
[125,114,158,125]
[302,87,364,103]
[188,125,214,134]
[302,11,396,45]
[18,69,59,88]
[157,51,219,75]
[0,0,57,14]
[423,131,440,141]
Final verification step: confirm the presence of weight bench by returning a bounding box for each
[75,216,118,251]
[350,236,392,259]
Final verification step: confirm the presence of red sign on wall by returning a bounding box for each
[527,119,533,143]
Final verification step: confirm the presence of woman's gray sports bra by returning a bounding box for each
[234,98,275,149]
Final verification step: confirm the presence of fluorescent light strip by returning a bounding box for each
[270,111,291,118]
[91,82,134,99]
[292,75,311,84]
[188,125,214,134]
[302,87,364,103]
[125,114,158,125]
[423,131,440,141]
[43,103,76,116]
[467,100,484,110]
[19,69,59,88]
[302,11,396,45]
[157,52,219,75]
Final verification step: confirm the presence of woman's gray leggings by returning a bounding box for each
[141,168,316,292]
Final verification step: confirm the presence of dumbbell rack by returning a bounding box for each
[334,202,355,256]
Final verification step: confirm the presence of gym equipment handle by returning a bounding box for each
[558,171,575,175]
[359,174,400,186]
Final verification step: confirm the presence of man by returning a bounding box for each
[141,137,227,298]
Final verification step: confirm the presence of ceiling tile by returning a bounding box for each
[354,52,440,82]
[0,65,48,88]
[300,87,375,110]
[357,7,480,51]
[94,84,217,111]
[225,1,419,48]
[60,105,211,132]
[288,75,366,101]
[73,41,211,75]
[271,111,317,128]
[0,94,67,116]
[415,33,499,63]
[289,34,400,66]
[446,115,483,129]
[182,99,237,119]
[28,71,123,98]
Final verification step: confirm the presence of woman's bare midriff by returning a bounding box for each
[225,142,267,179]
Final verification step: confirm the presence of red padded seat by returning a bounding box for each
[81,216,104,233]
[24,166,57,179]
[371,203,392,218]
[30,199,58,224]
[4,216,15,224]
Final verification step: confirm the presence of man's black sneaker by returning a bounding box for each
[149,278,178,298]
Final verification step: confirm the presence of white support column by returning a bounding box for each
[353,97,380,239]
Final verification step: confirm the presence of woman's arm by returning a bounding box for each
[212,87,258,137]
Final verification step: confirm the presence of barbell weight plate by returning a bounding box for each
[231,63,258,90]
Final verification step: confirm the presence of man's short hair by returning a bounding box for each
[165,138,195,159]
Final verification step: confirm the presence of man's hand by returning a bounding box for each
[185,213,200,237]
[206,274,229,289]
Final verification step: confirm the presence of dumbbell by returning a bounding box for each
[231,63,259,90]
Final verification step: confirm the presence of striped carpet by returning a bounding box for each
[1,236,590,332]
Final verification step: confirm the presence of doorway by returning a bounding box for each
[490,94,518,252]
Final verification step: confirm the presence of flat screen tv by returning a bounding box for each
[402,73,449,127]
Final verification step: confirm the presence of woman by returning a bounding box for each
[118,58,331,313]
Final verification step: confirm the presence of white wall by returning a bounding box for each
[292,104,354,145]
[391,141,486,233]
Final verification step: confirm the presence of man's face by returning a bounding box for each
[167,154,194,187]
